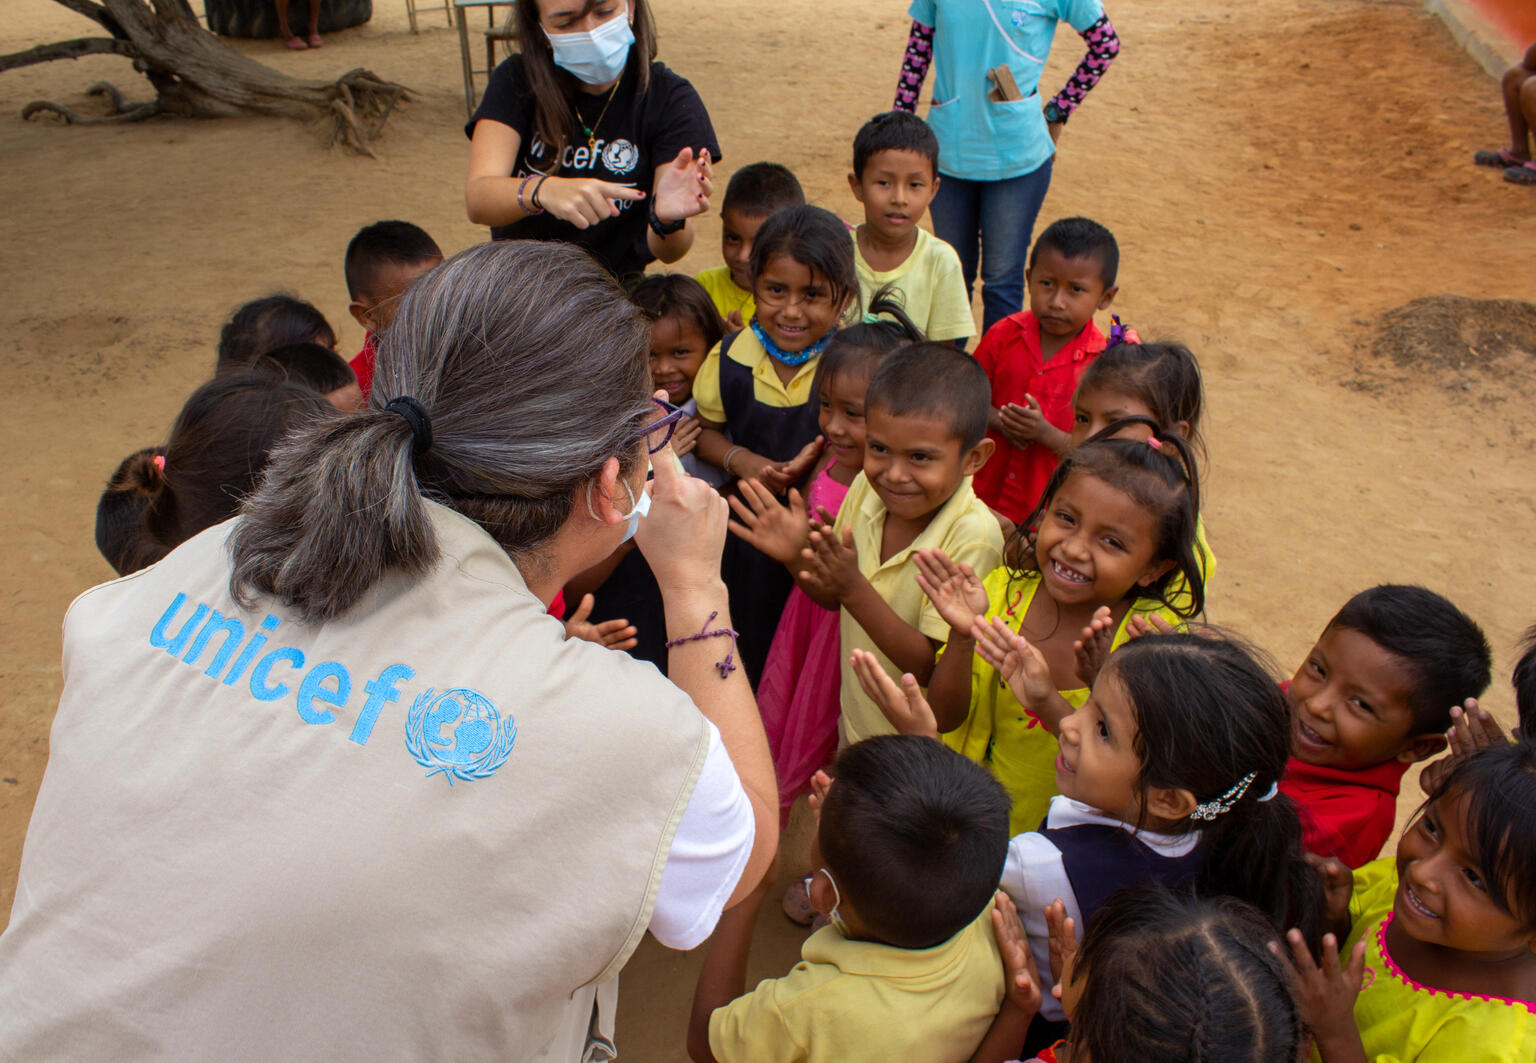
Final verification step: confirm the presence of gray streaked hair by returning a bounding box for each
[229,241,654,623]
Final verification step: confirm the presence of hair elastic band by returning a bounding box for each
[1257,781,1279,802]
[386,396,433,456]
[1146,437,1163,451]
[152,454,167,474]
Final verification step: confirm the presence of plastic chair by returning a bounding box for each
[455,0,517,116]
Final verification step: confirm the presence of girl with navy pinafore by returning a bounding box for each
[692,204,860,685]
[983,631,1324,1029]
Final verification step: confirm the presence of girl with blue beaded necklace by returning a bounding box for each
[693,204,859,491]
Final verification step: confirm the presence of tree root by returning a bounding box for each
[22,81,161,123]
[13,1,412,154]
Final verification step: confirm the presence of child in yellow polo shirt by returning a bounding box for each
[688,735,1011,1063]
[695,162,805,329]
[797,342,1002,746]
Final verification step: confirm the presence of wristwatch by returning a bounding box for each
[649,205,686,237]
[1043,100,1067,125]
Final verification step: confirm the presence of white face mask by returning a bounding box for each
[616,479,650,545]
[545,8,634,86]
[587,473,650,545]
[818,867,850,936]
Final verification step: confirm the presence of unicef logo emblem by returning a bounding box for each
[404,687,515,785]
[602,138,639,174]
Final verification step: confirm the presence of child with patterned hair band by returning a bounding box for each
[856,629,1324,1043]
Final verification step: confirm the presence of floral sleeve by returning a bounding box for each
[894,20,935,113]
[1048,15,1120,119]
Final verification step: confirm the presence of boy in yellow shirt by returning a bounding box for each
[688,735,1011,1063]
[695,163,805,328]
[849,112,975,345]
[798,342,1002,745]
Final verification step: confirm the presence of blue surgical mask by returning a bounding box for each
[546,9,634,87]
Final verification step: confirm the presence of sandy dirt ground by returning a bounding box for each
[2,0,1535,1057]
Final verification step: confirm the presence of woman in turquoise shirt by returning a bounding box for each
[894,0,1122,335]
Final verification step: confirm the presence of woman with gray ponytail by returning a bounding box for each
[0,242,779,1063]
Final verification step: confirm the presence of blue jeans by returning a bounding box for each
[929,157,1054,336]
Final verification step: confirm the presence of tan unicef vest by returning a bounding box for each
[0,502,709,1062]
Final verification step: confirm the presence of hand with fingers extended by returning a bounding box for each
[651,147,714,226]
[1124,613,1176,640]
[759,436,824,494]
[1043,898,1077,992]
[913,548,989,633]
[563,593,639,651]
[670,415,703,458]
[1071,605,1116,687]
[1276,929,1368,1062]
[973,616,1055,714]
[535,175,647,229]
[851,648,938,737]
[727,480,810,564]
[991,891,1043,1019]
[1420,698,1510,793]
[798,522,861,605]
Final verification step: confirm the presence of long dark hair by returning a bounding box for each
[512,0,659,174]
[1070,883,1305,1063]
[1006,419,1205,618]
[1109,632,1324,951]
[101,373,329,575]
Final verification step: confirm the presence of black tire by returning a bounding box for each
[206,0,373,39]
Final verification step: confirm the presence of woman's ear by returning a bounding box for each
[589,456,626,526]
[1146,785,1196,822]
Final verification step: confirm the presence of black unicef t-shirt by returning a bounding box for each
[466,57,722,277]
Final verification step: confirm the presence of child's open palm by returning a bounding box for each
[991,891,1043,1018]
[1278,930,1368,1061]
[851,649,938,737]
[562,593,639,651]
[913,548,989,632]
[1071,605,1116,687]
[974,616,1055,712]
[1044,898,1077,991]
[671,415,702,458]
[727,480,809,563]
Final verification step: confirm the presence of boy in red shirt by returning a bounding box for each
[971,217,1119,525]
[344,220,444,399]
[1279,584,1492,867]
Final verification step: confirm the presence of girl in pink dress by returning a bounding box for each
[728,295,925,831]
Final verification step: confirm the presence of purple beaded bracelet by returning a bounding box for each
[665,610,739,678]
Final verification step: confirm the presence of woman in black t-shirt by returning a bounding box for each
[465,0,721,279]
